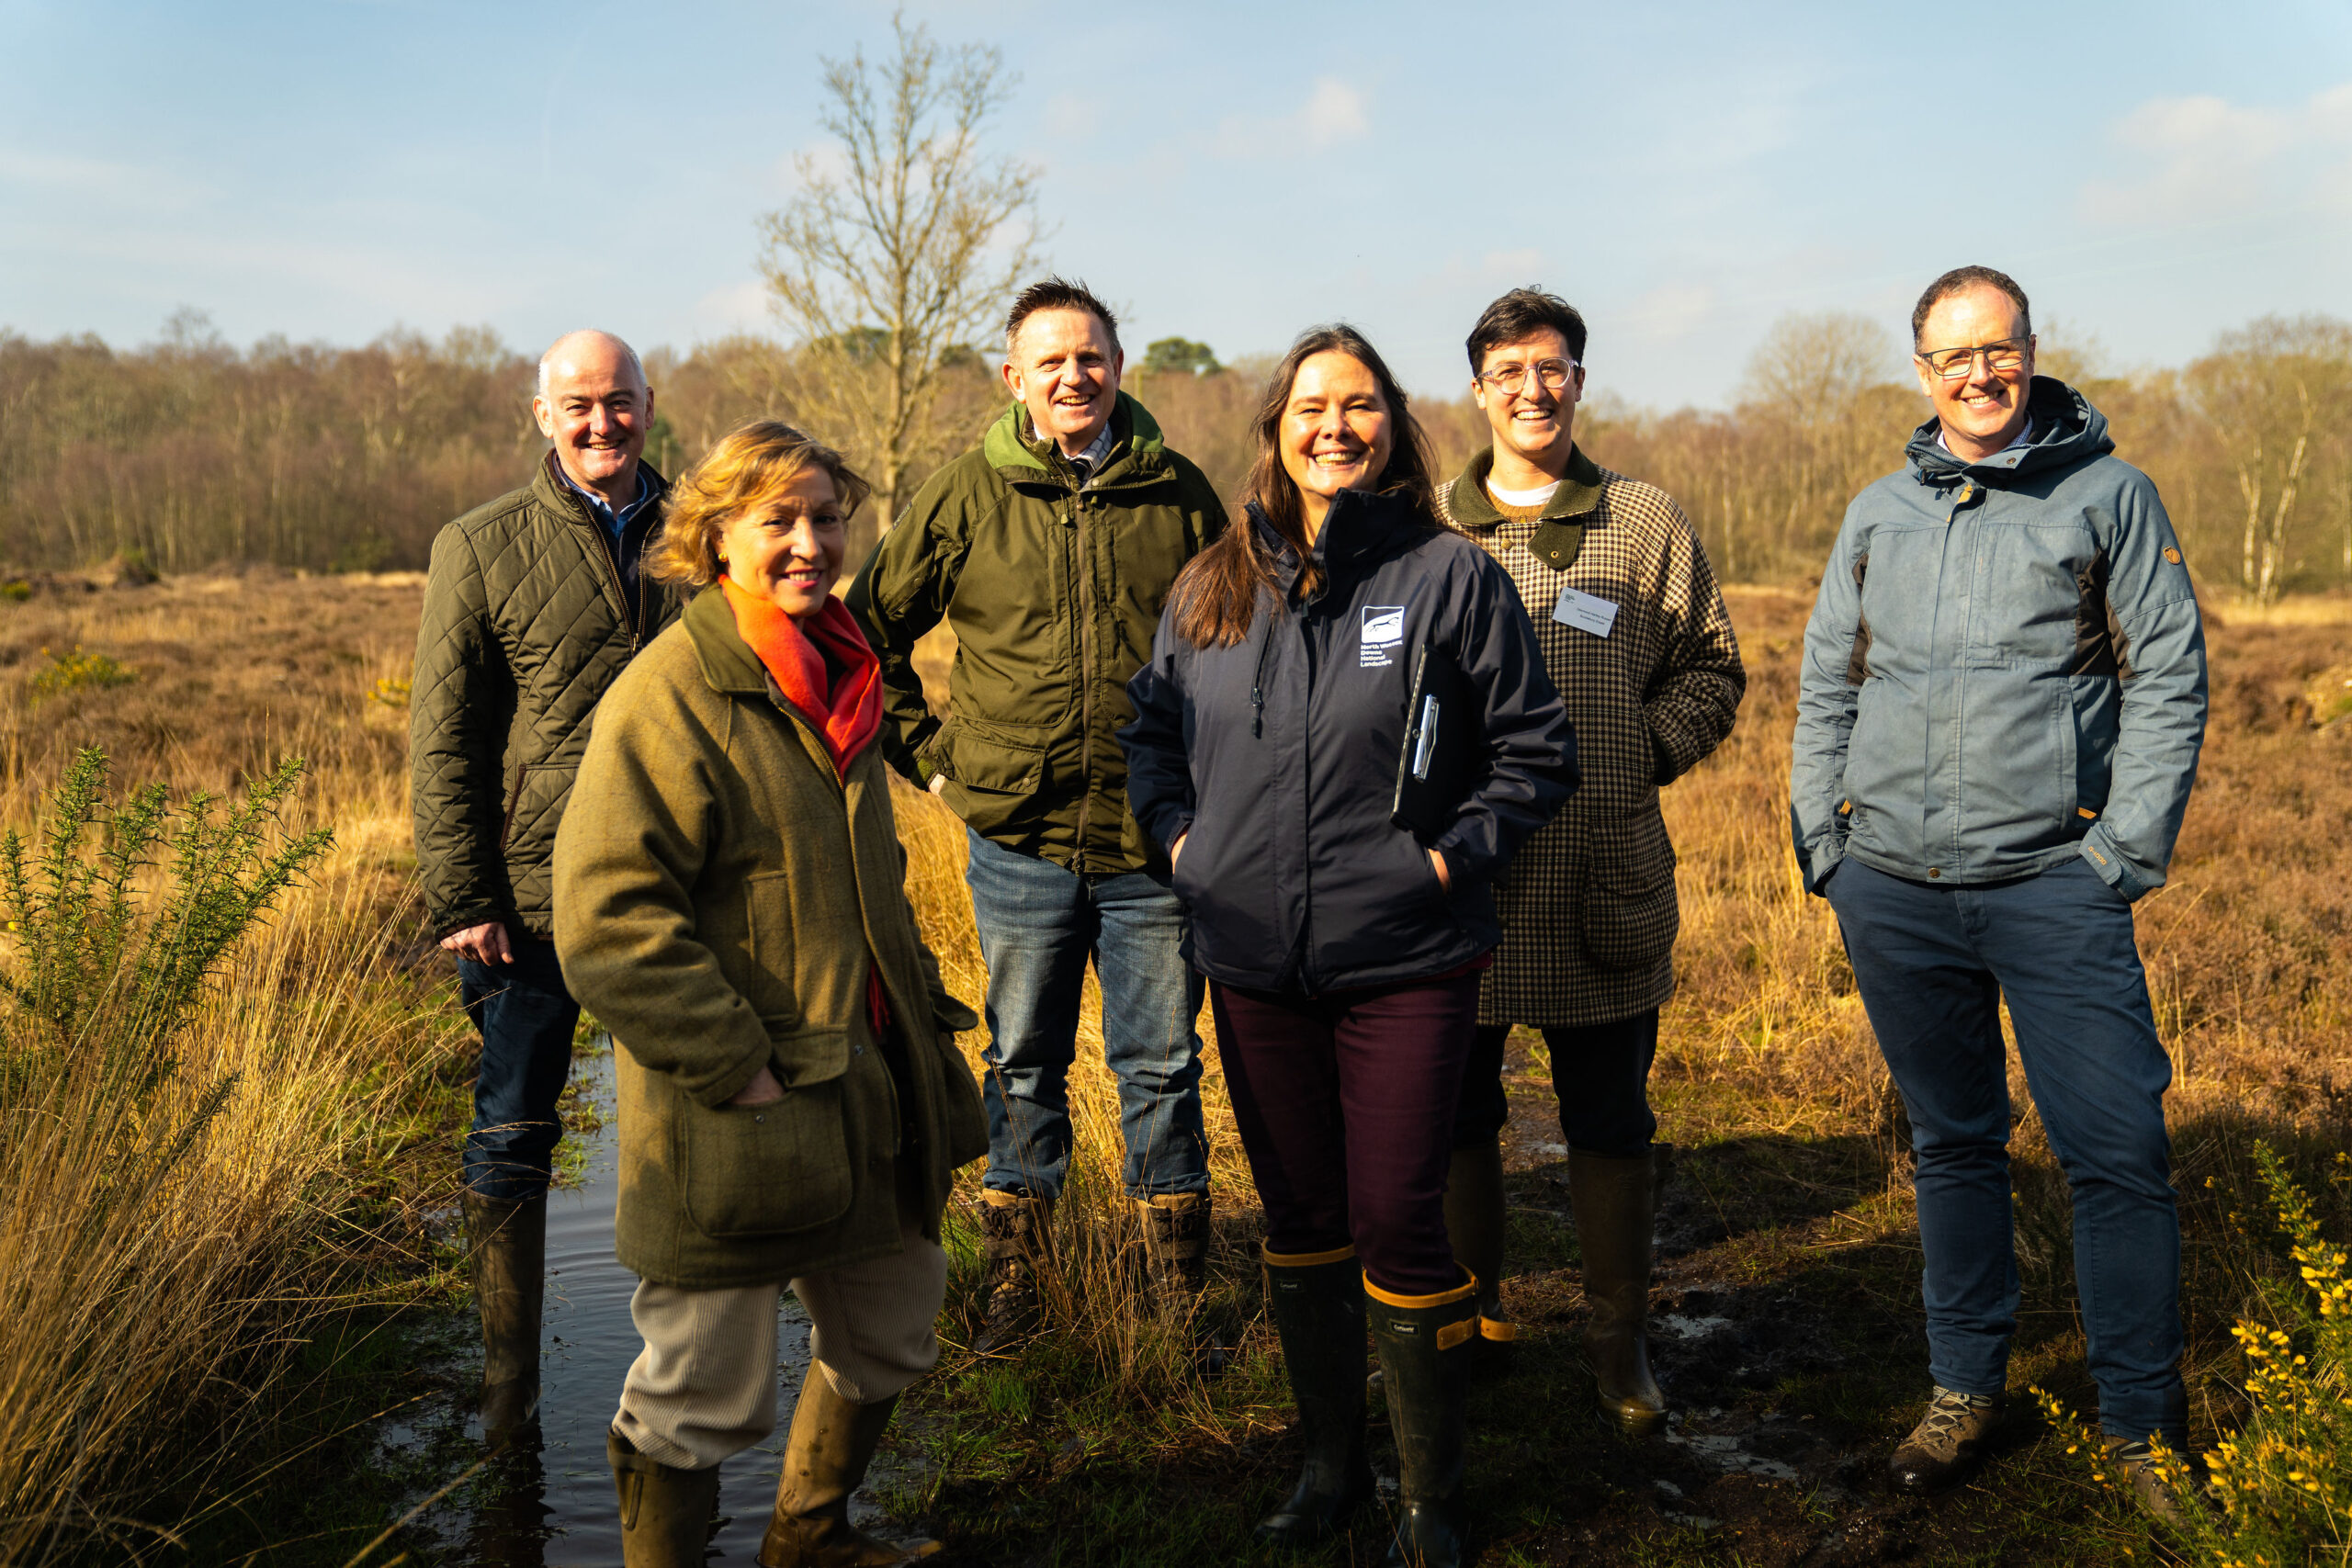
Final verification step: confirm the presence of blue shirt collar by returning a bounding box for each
[555,460,655,536]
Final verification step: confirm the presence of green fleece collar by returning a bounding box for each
[983,390,1169,485]
[684,585,769,695]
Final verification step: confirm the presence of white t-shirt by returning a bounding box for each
[1486,479,1561,509]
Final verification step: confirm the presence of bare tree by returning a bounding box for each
[758,12,1044,555]
[2189,315,2352,604]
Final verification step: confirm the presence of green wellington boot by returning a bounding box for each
[757,1364,943,1567]
[463,1190,547,1440]
[1366,1272,1478,1568]
[1442,1138,1516,1378]
[1254,1247,1375,1548]
[1569,1149,1668,1436]
[607,1428,719,1568]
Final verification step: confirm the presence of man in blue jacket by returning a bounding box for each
[1791,265,2206,1517]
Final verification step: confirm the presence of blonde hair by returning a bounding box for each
[649,421,871,588]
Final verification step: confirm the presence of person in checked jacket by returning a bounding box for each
[1433,289,1746,1432]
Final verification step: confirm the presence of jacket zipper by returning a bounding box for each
[1071,477,1097,869]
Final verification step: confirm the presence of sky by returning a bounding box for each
[2,0,2347,410]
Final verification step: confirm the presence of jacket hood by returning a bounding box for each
[1905,375,2112,487]
[983,390,1169,484]
[1249,488,1436,602]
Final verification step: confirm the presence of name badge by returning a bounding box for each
[1552,587,1618,637]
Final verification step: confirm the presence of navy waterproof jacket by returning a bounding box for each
[1121,489,1577,993]
[1791,377,2207,898]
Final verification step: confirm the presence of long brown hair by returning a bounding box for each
[1171,325,1437,649]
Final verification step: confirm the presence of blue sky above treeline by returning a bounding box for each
[2,0,2346,408]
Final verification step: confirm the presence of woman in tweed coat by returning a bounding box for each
[1434,290,1745,1433]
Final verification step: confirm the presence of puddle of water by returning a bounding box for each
[1653,1313,1735,1339]
[382,1041,913,1564]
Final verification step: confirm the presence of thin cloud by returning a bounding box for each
[2081,80,2352,223]
[1213,76,1370,158]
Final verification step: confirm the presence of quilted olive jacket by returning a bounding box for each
[1437,446,1745,1028]
[552,588,987,1289]
[410,452,675,942]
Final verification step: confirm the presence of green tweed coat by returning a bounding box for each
[553,587,987,1290]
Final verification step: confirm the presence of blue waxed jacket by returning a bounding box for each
[1121,489,1577,993]
[1790,377,2207,900]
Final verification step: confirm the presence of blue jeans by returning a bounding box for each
[964,829,1207,1201]
[1826,854,2186,1443]
[458,936,580,1202]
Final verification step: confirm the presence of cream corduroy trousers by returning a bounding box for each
[611,1215,949,1471]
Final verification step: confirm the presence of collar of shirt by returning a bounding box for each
[557,462,656,538]
[1936,417,2034,459]
[1063,419,1117,480]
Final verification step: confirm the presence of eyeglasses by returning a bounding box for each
[1916,338,2030,380]
[1476,358,1579,394]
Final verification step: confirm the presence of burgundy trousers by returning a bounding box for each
[1210,971,1482,1296]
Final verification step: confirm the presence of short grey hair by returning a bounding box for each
[537,329,647,398]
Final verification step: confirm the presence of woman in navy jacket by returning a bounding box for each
[1121,325,1575,1568]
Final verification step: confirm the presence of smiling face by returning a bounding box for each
[1914,284,2036,462]
[533,332,651,502]
[717,466,846,620]
[1472,327,1583,482]
[1002,307,1123,457]
[1279,350,1395,537]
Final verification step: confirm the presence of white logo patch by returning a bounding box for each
[1361,605,1405,667]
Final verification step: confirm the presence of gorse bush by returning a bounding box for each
[0,747,333,1098]
[26,645,134,702]
[2036,1144,2352,1565]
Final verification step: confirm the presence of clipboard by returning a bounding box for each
[1390,643,1480,842]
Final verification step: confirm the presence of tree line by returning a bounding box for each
[4,306,2344,601]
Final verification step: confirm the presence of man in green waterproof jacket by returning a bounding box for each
[848,277,1226,1353]
[409,329,676,1438]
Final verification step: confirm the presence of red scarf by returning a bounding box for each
[719,579,885,773]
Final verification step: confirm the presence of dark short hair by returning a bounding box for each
[1911,265,2031,346]
[1006,276,1121,354]
[1465,288,1589,375]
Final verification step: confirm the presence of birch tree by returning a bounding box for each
[758,13,1043,554]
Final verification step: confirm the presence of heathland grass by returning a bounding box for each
[1,571,2348,1564]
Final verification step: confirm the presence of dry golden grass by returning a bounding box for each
[4,569,2348,1561]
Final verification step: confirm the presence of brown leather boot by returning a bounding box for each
[1888,1386,2003,1494]
[464,1190,546,1440]
[1569,1149,1667,1436]
[1136,1192,1226,1371]
[974,1189,1052,1354]
[607,1427,718,1568]
[1443,1138,1516,1377]
[757,1366,942,1566]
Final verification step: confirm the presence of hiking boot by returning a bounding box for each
[1136,1191,1227,1375]
[1254,1246,1374,1549]
[974,1188,1052,1354]
[1887,1386,2004,1494]
[758,1366,943,1566]
[1366,1272,1478,1568]
[2105,1437,2207,1528]
[608,1427,719,1568]
[464,1190,547,1441]
[1443,1138,1515,1382]
[1569,1150,1667,1436]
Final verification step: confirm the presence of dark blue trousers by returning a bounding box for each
[1453,1010,1659,1159]
[457,937,580,1201]
[1826,854,2186,1444]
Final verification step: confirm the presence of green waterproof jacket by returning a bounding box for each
[552,588,987,1289]
[847,393,1225,874]
[410,453,676,942]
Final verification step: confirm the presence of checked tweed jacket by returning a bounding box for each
[1436,445,1745,1028]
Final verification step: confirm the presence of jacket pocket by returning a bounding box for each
[501,761,577,852]
[1577,807,1680,971]
[674,1025,853,1238]
[929,716,1048,795]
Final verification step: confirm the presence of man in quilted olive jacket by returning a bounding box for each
[848,279,1226,1355]
[1434,290,1745,1428]
[410,328,675,1437]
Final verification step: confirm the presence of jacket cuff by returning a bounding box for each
[932,997,980,1035]
[1799,837,1847,897]
[432,905,509,943]
[688,1032,776,1109]
[2078,833,2154,901]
